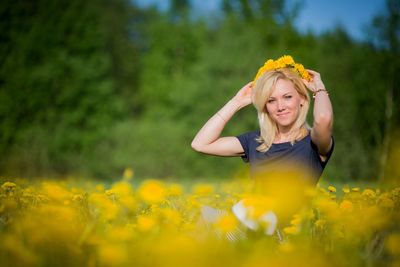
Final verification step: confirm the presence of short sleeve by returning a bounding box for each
[236,133,250,163]
[311,136,335,168]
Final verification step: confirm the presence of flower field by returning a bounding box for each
[1,171,399,267]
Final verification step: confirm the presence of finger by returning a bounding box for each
[302,79,311,86]
[306,69,320,76]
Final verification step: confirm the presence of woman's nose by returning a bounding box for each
[277,100,285,111]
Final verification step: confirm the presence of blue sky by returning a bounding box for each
[287,0,386,40]
[136,0,387,40]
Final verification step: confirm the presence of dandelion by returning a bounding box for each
[328,186,336,192]
[290,214,302,226]
[216,213,238,234]
[123,168,134,180]
[105,189,115,196]
[339,200,353,212]
[137,180,165,204]
[342,188,350,194]
[378,194,395,208]
[96,184,104,192]
[1,182,17,191]
[161,208,182,226]
[314,219,326,229]
[352,187,360,192]
[279,242,294,252]
[98,243,127,266]
[136,215,157,232]
[41,183,72,202]
[119,195,137,212]
[193,184,214,196]
[283,226,298,235]
[1,178,399,267]
[167,184,183,197]
[112,182,132,197]
[362,189,377,198]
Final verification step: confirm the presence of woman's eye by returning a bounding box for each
[285,95,292,99]
[267,99,275,103]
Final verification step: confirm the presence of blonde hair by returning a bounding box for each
[252,68,311,152]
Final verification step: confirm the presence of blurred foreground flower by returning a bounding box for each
[0,178,399,267]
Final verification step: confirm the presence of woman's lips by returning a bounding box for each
[277,112,290,117]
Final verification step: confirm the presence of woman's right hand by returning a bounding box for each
[232,82,253,108]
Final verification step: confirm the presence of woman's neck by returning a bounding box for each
[274,133,292,143]
[276,126,294,140]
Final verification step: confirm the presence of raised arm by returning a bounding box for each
[303,70,333,158]
[191,82,253,156]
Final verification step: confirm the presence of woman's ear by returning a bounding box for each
[300,96,306,107]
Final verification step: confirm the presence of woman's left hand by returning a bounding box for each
[302,69,326,92]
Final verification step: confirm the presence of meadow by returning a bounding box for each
[1,169,399,267]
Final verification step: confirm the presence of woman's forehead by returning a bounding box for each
[269,79,297,97]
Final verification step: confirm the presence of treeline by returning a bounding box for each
[0,0,399,181]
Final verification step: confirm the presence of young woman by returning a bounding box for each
[191,56,334,239]
[191,56,334,184]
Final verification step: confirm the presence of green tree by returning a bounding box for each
[0,0,140,177]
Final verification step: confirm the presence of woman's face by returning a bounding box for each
[265,78,305,131]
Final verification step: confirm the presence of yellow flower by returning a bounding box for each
[1,182,17,191]
[167,184,183,197]
[352,187,360,192]
[105,189,115,196]
[242,195,272,219]
[342,188,350,194]
[339,200,353,212]
[362,189,376,198]
[112,182,132,197]
[161,208,182,226]
[192,184,214,196]
[98,243,127,266]
[96,184,104,192]
[216,213,238,234]
[290,217,302,226]
[253,55,310,85]
[41,183,72,202]
[314,219,326,229]
[319,187,328,193]
[123,168,134,180]
[328,186,336,192]
[136,215,157,232]
[280,55,295,65]
[137,180,165,204]
[119,195,137,211]
[378,194,395,208]
[279,242,294,252]
[264,59,275,70]
[283,226,298,235]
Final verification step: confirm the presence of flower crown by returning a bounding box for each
[253,55,311,86]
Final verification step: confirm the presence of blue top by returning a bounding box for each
[236,130,334,184]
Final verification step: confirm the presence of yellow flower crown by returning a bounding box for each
[253,55,311,86]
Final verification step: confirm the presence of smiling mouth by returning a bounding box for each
[277,112,290,117]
